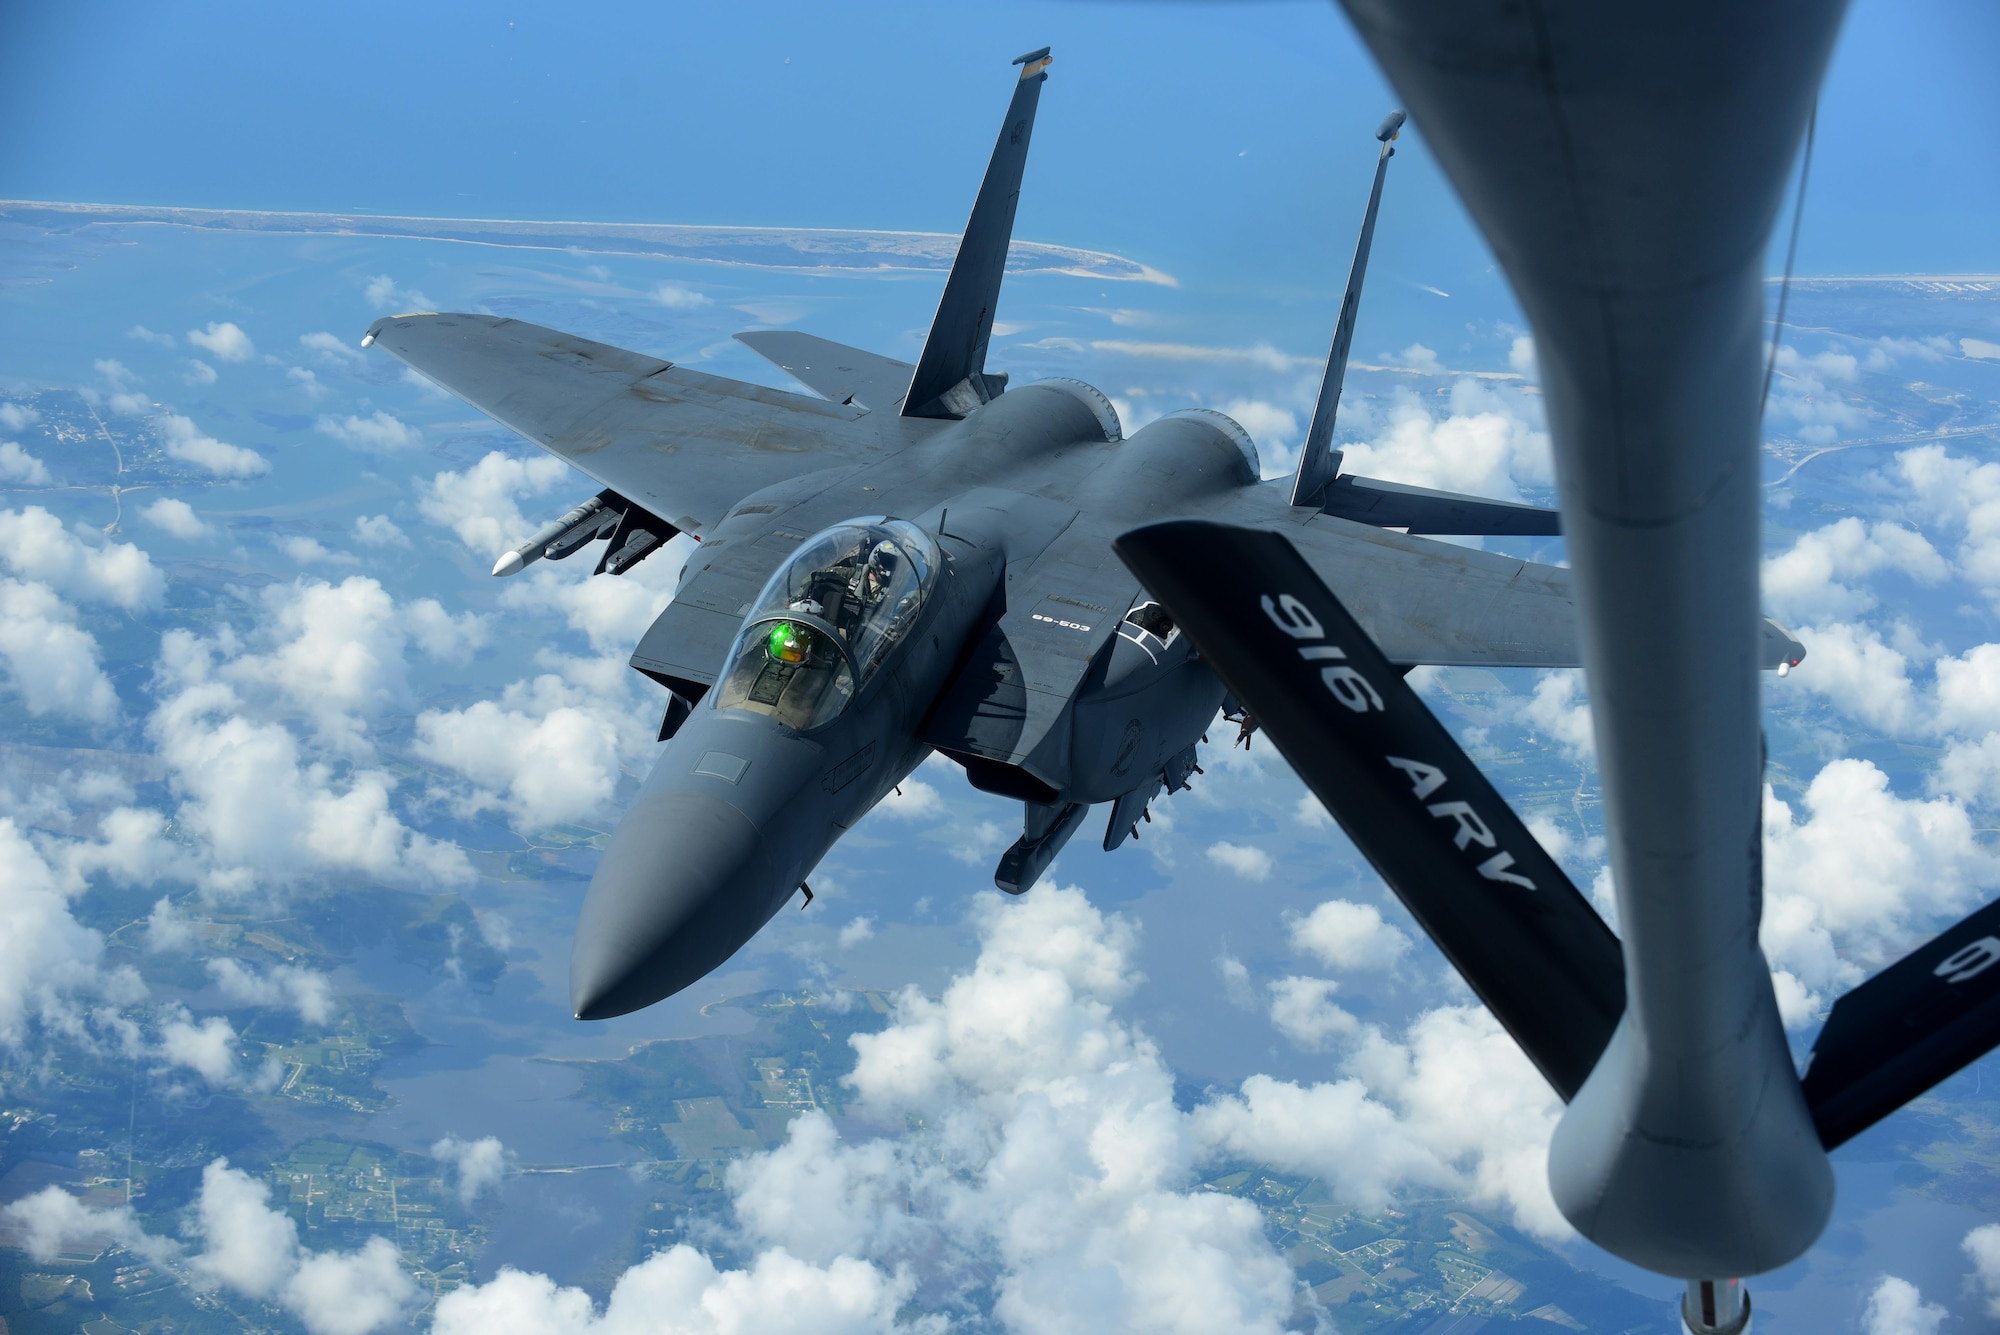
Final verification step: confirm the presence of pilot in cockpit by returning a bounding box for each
[789,540,904,638]
[725,524,932,729]
[857,540,900,607]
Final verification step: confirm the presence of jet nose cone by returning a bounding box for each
[570,788,782,1021]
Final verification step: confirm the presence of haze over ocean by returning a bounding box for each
[2,3,1999,1332]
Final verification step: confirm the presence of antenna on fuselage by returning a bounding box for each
[902,47,1052,420]
[1290,108,1405,507]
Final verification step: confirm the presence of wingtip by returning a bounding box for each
[1013,46,1052,78]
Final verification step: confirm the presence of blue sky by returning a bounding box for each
[4,0,1997,295]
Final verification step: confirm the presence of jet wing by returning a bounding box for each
[734,331,915,414]
[364,313,910,537]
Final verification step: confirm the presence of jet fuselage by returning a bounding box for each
[571,385,1260,1019]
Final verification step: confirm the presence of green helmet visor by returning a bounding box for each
[766,620,815,664]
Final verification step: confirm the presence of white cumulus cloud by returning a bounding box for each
[654,282,712,309]
[423,881,1586,1330]
[1965,1222,2000,1317]
[1786,621,1924,736]
[0,505,164,609]
[1763,517,1949,623]
[419,450,570,555]
[0,441,52,485]
[158,413,269,478]
[352,514,409,548]
[1288,899,1411,971]
[1762,759,1996,1008]
[158,1009,249,1085]
[1897,445,2000,590]
[1268,975,1358,1049]
[142,496,212,539]
[0,818,110,1044]
[9,1160,415,1335]
[316,410,420,451]
[432,1249,918,1335]
[432,1134,510,1205]
[186,321,256,362]
[1197,1003,1567,1236]
[415,670,631,830]
[149,627,470,891]
[0,578,119,721]
[1862,1275,1946,1335]
[1933,641,2000,738]
[1339,378,1552,502]
[207,958,335,1025]
[1,1186,166,1264]
[1768,345,1866,444]
[1205,840,1272,882]
[364,274,434,312]
[1517,669,1595,760]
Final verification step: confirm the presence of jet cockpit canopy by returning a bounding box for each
[715,518,938,731]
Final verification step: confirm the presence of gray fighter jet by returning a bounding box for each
[363,48,1802,1031]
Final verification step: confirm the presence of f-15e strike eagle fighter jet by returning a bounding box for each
[359,27,1977,1329]
[372,47,1780,1028]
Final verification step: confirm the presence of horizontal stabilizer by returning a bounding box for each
[1319,474,1561,537]
[1802,896,2000,1149]
[734,330,914,413]
[1284,515,1580,667]
[1115,519,1626,1098]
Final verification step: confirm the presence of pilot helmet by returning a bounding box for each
[766,620,814,664]
[863,540,900,588]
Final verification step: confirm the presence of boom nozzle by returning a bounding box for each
[1376,109,1407,142]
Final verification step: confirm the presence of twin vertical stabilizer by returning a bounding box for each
[903,48,1052,419]
[1291,109,1405,507]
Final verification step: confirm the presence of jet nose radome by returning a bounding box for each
[570,787,781,1020]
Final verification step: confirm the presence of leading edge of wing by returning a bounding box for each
[364,312,904,536]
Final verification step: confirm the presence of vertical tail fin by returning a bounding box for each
[903,48,1052,419]
[1291,109,1406,507]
